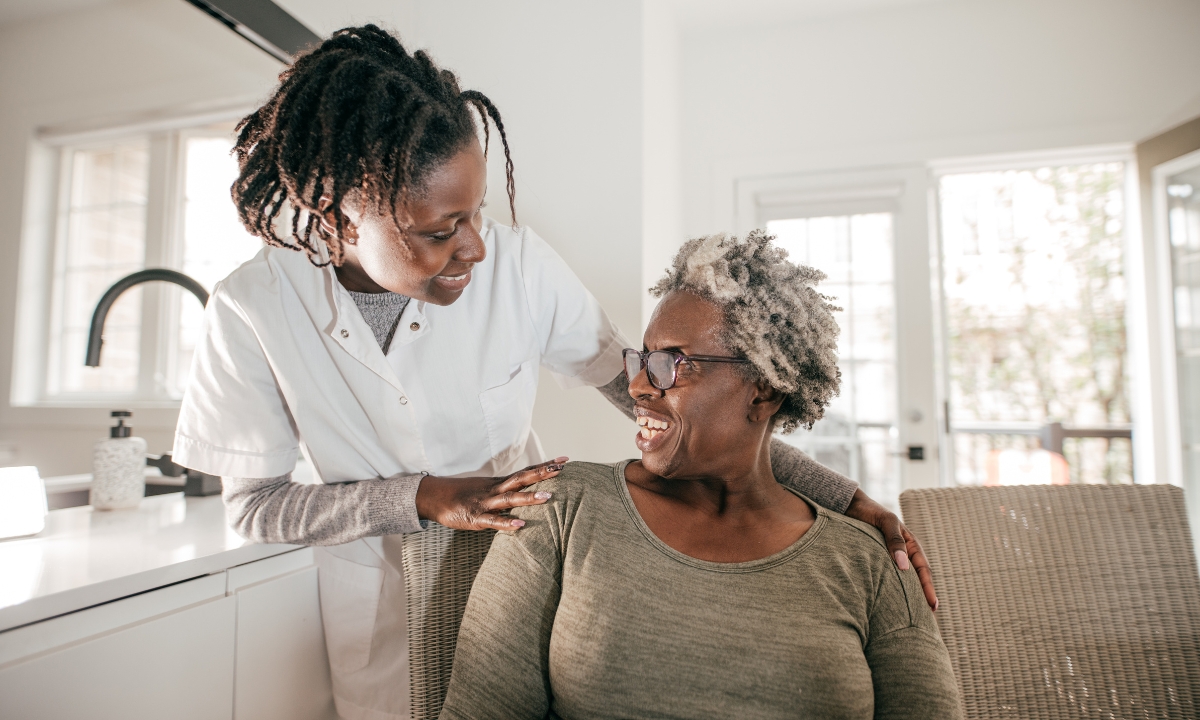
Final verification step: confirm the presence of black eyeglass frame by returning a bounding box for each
[622,348,750,391]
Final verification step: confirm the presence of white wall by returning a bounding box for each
[677,0,1200,235]
[1,0,645,476]
[666,0,1200,488]
[0,0,280,475]
[641,0,684,332]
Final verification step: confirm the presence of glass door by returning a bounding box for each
[768,213,900,509]
[936,161,1134,486]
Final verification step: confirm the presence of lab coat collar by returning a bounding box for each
[390,299,429,348]
[323,264,408,393]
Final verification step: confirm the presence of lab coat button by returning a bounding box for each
[410,322,420,331]
[399,396,408,405]
[340,329,349,338]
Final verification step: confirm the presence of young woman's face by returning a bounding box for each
[335,141,489,305]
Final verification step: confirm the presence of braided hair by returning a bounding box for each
[232,24,515,267]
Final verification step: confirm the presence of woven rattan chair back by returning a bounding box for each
[900,484,1200,719]
[401,523,496,720]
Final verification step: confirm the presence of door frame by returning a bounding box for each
[736,164,941,492]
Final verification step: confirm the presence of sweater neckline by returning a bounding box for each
[612,459,827,573]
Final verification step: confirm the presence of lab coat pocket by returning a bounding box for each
[315,549,384,675]
[479,359,538,466]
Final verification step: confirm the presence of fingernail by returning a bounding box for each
[894,550,910,570]
[554,456,568,463]
[535,491,552,500]
[510,518,526,528]
[933,599,940,612]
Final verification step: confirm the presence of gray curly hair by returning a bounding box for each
[649,229,841,433]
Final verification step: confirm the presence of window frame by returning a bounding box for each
[1150,147,1200,490]
[12,109,251,410]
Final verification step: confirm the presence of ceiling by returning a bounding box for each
[671,0,949,30]
[0,0,952,34]
[0,0,114,26]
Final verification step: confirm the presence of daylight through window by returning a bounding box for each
[939,163,1132,485]
[39,124,260,404]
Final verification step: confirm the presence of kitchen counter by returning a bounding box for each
[0,493,299,632]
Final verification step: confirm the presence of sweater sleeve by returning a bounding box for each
[864,550,962,719]
[221,472,426,545]
[595,371,859,513]
[439,492,563,719]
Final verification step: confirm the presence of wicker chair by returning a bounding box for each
[900,484,1200,719]
[401,523,496,720]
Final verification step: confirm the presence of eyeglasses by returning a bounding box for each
[623,348,750,391]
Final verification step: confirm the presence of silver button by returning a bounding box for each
[410,322,421,331]
[399,396,408,405]
[340,329,349,338]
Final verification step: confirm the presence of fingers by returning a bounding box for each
[481,488,553,512]
[495,457,568,493]
[473,513,530,532]
[879,512,910,571]
[903,526,939,611]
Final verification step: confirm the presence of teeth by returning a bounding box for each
[636,416,671,430]
[637,421,668,441]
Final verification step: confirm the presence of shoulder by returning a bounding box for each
[510,462,623,530]
[496,462,622,571]
[216,245,306,304]
[482,217,559,269]
[811,509,937,637]
[515,462,622,515]
[813,507,892,560]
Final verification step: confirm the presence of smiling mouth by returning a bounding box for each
[636,414,673,441]
[432,269,472,290]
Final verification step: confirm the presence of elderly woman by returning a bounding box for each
[439,231,961,720]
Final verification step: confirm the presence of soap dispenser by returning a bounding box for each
[91,410,147,510]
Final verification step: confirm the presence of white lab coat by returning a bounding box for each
[174,218,627,720]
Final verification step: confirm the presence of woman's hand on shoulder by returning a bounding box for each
[414,458,566,532]
[845,489,938,612]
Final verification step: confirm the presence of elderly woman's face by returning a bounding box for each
[630,290,779,479]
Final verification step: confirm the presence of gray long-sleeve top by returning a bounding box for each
[221,291,858,546]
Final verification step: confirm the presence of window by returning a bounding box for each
[937,162,1133,485]
[768,214,900,507]
[48,141,150,396]
[18,121,261,406]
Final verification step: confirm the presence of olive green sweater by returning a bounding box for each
[441,461,961,720]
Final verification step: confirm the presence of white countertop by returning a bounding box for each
[0,493,300,632]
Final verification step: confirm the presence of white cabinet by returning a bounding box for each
[0,574,236,720]
[0,548,333,720]
[228,549,336,720]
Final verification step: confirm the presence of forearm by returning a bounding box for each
[769,440,858,513]
[596,371,636,420]
[221,472,425,546]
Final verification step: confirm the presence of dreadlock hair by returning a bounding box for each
[232,24,515,267]
[649,230,842,433]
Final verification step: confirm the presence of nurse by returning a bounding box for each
[173,25,936,720]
